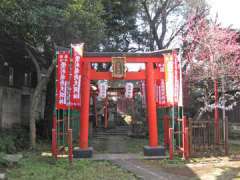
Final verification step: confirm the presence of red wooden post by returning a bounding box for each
[185,127,189,159]
[163,115,169,148]
[146,62,158,147]
[52,129,57,159]
[68,129,73,162]
[169,128,173,160]
[79,62,90,149]
[214,80,220,144]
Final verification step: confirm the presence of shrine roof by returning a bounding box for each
[83,48,179,57]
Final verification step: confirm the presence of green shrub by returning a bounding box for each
[0,124,29,153]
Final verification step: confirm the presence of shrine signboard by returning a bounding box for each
[112,57,126,78]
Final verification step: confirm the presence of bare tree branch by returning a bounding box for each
[158,16,167,49]
[141,0,152,22]
[163,22,186,48]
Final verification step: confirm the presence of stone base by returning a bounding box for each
[143,146,165,156]
[73,147,93,158]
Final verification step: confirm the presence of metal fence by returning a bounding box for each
[189,118,227,156]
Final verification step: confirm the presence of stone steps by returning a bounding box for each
[93,126,129,137]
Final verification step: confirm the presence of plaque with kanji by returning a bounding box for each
[112,57,126,78]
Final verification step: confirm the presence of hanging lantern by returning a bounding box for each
[125,82,134,99]
[98,81,108,99]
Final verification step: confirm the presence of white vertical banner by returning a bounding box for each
[98,81,108,99]
[164,54,174,105]
[177,53,183,106]
[125,82,134,99]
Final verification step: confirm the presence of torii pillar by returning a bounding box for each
[144,62,165,156]
[73,62,93,158]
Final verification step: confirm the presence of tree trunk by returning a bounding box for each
[30,61,56,149]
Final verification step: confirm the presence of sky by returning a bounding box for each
[127,0,240,71]
[208,0,240,29]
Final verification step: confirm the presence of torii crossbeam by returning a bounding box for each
[73,49,178,158]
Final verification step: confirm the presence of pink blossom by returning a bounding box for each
[183,16,240,81]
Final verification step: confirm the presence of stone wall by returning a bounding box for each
[0,87,33,128]
[0,87,22,128]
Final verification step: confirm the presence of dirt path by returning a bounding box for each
[92,153,187,180]
[93,155,240,180]
[92,135,130,153]
[91,133,186,179]
[91,130,240,179]
[106,136,127,153]
[112,159,188,180]
[140,157,240,180]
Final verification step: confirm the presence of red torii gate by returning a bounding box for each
[73,50,177,158]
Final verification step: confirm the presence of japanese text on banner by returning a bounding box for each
[56,51,70,109]
[70,44,83,108]
[155,62,167,107]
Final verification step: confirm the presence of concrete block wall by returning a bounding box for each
[0,85,53,130]
[0,87,22,128]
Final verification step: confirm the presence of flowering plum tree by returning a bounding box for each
[184,18,240,79]
[183,16,240,144]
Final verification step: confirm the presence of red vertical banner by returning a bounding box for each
[56,51,70,109]
[70,44,83,108]
[156,62,167,107]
